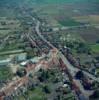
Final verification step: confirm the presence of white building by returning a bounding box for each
[0,59,11,66]
[16,53,27,62]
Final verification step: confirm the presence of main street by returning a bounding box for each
[35,20,54,49]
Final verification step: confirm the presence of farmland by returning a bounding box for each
[0,17,21,35]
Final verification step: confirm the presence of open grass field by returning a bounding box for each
[0,67,13,81]
[91,44,99,53]
[73,15,99,25]
[18,87,46,100]
[57,18,81,26]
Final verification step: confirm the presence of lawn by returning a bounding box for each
[58,18,82,26]
[0,67,13,81]
[96,68,99,73]
[91,44,99,53]
[18,87,47,100]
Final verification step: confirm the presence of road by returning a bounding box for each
[35,21,54,49]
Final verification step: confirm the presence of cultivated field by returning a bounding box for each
[0,17,21,35]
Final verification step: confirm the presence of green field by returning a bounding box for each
[0,67,13,81]
[17,85,47,100]
[58,18,82,26]
[91,44,99,53]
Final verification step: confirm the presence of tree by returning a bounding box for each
[89,89,99,99]
[43,85,51,94]
[38,70,50,82]
[96,40,99,43]
[16,68,27,77]
[75,71,84,80]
